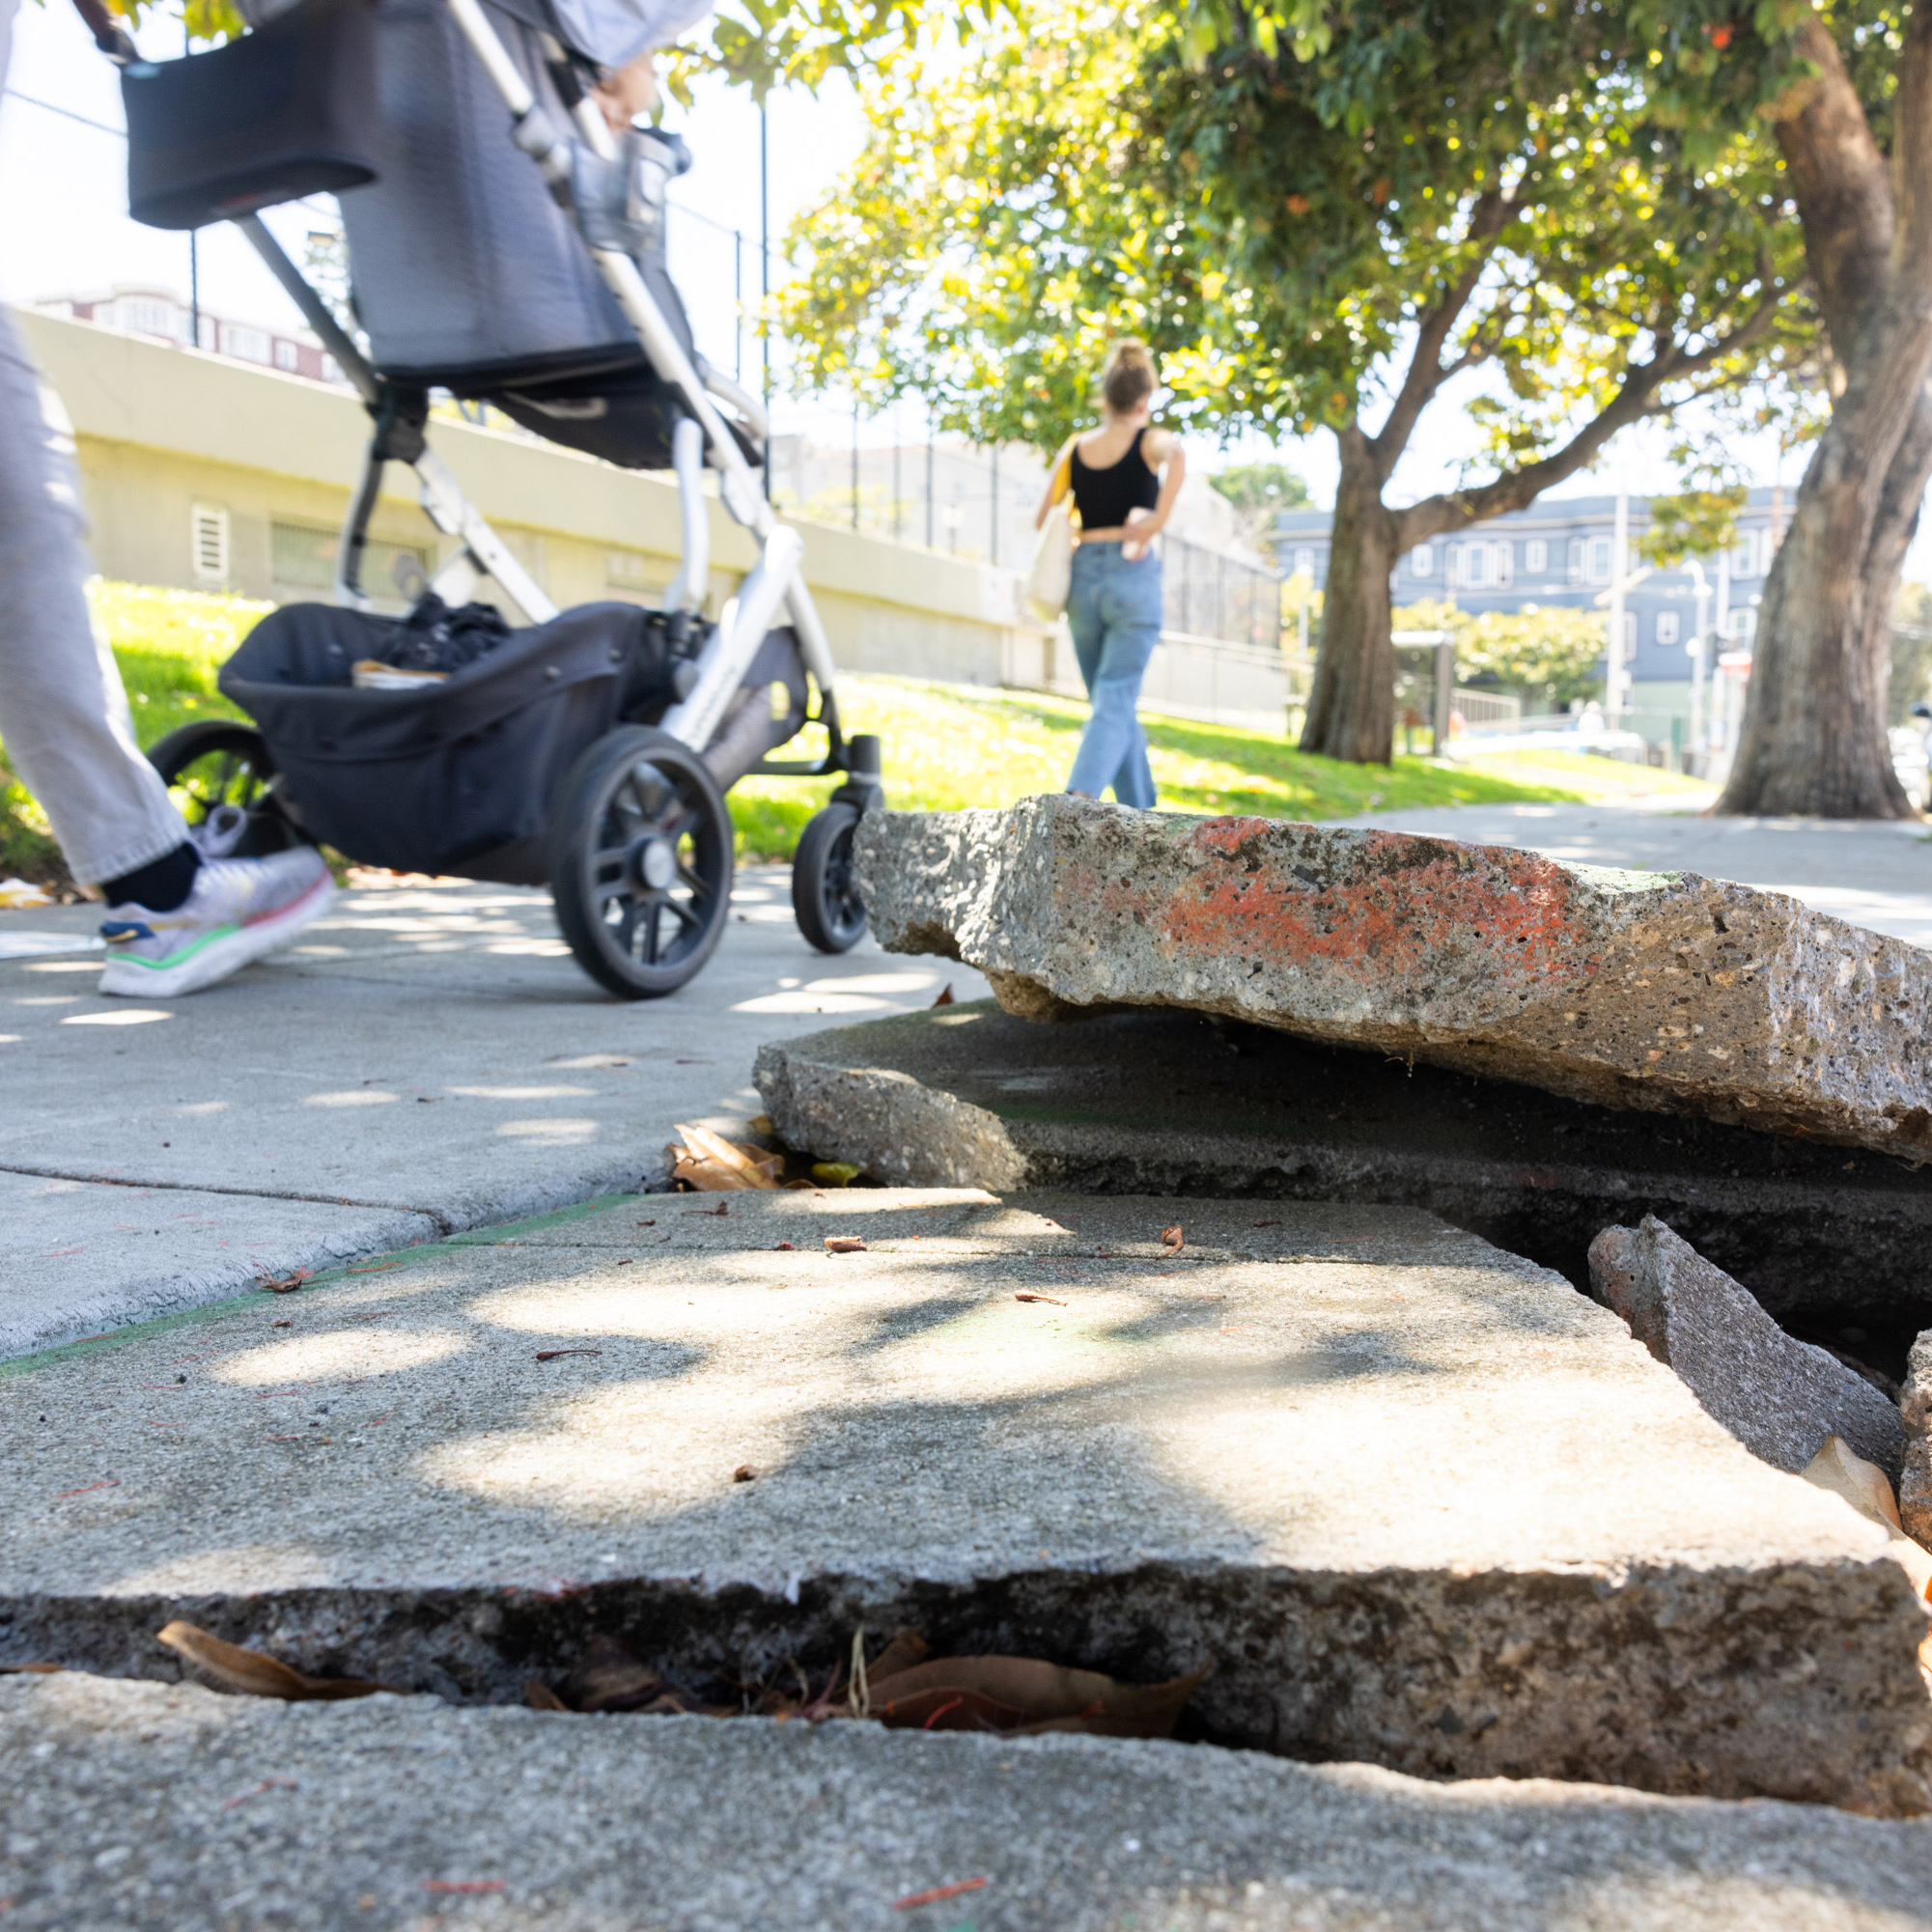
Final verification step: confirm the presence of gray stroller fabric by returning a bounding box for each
[338,0,638,384]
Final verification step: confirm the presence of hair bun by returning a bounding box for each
[1100,338,1157,411]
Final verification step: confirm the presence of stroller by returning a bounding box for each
[109,0,879,996]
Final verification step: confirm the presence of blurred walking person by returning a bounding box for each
[1034,341,1185,807]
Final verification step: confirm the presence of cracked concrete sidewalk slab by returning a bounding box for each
[856,798,1932,1159]
[6,1678,1932,1932]
[0,871,988,1357]
[0,1170,442,1360]
[3,1191,1927,1810]
[752,1002,1932,1325]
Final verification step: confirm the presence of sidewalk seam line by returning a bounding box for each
[0,1162,455,1236]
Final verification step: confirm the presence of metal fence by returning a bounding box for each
[1162,535,1282,651]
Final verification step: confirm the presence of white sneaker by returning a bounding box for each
[98,848,335,997]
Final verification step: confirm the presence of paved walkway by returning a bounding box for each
[1337,796,1932,948]
[0,868,989,1357]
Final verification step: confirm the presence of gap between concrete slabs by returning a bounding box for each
[3,1191,1927,1814]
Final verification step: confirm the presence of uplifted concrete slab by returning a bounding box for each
[3,1191,1927,1811]
[0,1169,439,1359]
[5,1677,1931,1932]
[0,868,989,1356]
[857,798,1932,1160]
[752,1001,1932,1330]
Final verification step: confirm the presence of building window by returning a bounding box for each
[219,322,272,364]
[1567,537,1585,585]
[270,519,431,595]
[1410,544,1434,577]
[1494,541,1513,587]
[1656,609,1681,646]
[190,504,230,583]
[1726,607,1757,642]
[1588,535,1613,583]
[274,340,300,372]
[1526,538,1547,574]
[112,295,181,340]
[1730,530,1755,577]
[1463,543,1488,589]
[1293,546,1315,577]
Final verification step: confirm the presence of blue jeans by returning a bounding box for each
[1065,541,1161,808]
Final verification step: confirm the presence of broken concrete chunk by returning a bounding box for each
[855,798,1932,1160]
[1589,1216,1904,1478]
[752,1002,1932,1318]
[1902,1331,1932,1547]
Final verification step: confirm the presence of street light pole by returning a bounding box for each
[1606,490,1630,720]
[759,98,770,500]
[1685,559,1712,778]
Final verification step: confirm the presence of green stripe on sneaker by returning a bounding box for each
[115,923,241,970]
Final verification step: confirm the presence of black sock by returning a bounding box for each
[103,842,201,912]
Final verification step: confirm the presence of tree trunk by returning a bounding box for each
[1301,433,1398,763]
[1715,378,1930,818]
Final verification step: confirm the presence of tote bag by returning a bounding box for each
[1025,449,1076,621]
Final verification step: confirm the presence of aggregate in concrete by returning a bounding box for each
[0,1169,440,1360]
[857,797,1932,1159]
[5,1673,1931,1931]
[752,1000,1932,1340]
[2,1191,1926,1810]
[0,870,989,1356]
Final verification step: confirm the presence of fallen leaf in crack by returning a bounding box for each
[1160,1224,1184,1254]
[156,1622,396,1701]
[824,1236,867,1254]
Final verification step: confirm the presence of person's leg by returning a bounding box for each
[1062,548,1109,796]
[1072,555,1161,807]
[0,296,188,888]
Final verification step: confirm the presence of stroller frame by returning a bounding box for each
[233,0,853,791]
[128,0,893,992]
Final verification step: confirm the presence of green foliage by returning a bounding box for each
[1395,597,1607,710]
[1638,489,1750,569]
[781,0,1814,476]
[1210,463,1310,514]
[1890,585,1932,728]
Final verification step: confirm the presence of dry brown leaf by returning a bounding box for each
[554,1634,729,1716]
[535,1349,602,1361]
[866,1654,1208,1739]
[733,1464,759,1483]
[1802,1436,1932,1599]
[825,1236,867,1254]
[255,1268,309,1295]
[1160,1224,1184,1254]
[1015,1292,1067,1306]
[523,1679,569,1711]
[157,1621,394,1701]
[932,983,955,1007]
[670,1124,781,1191]
[0,1663,62,1676]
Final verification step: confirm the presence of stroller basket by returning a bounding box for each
[122,0,381,230]
[220,602,667,882]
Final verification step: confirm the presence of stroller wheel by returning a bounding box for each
[791,802,868,954]
[147,720,306,857]
[547,726,735,999]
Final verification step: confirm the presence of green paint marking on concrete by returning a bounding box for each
[1,1193,643,1378]
[441,1193,641,1244]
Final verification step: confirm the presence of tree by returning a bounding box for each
[1398,598,1609,712]
[1682,6,1932,817]
[783,0,1808,762]
[1211,462,1310,550]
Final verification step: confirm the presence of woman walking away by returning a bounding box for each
[1036,341,1186,807]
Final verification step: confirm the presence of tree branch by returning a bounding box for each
[1769,17,1893,354]
[1366,191,1511,486]
[1389,289,1784,548]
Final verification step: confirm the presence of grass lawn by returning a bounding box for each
[1,580,1684,886]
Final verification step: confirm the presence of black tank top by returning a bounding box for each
[1069,427,1161,530]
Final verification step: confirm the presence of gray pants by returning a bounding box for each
[0,0,186,885]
